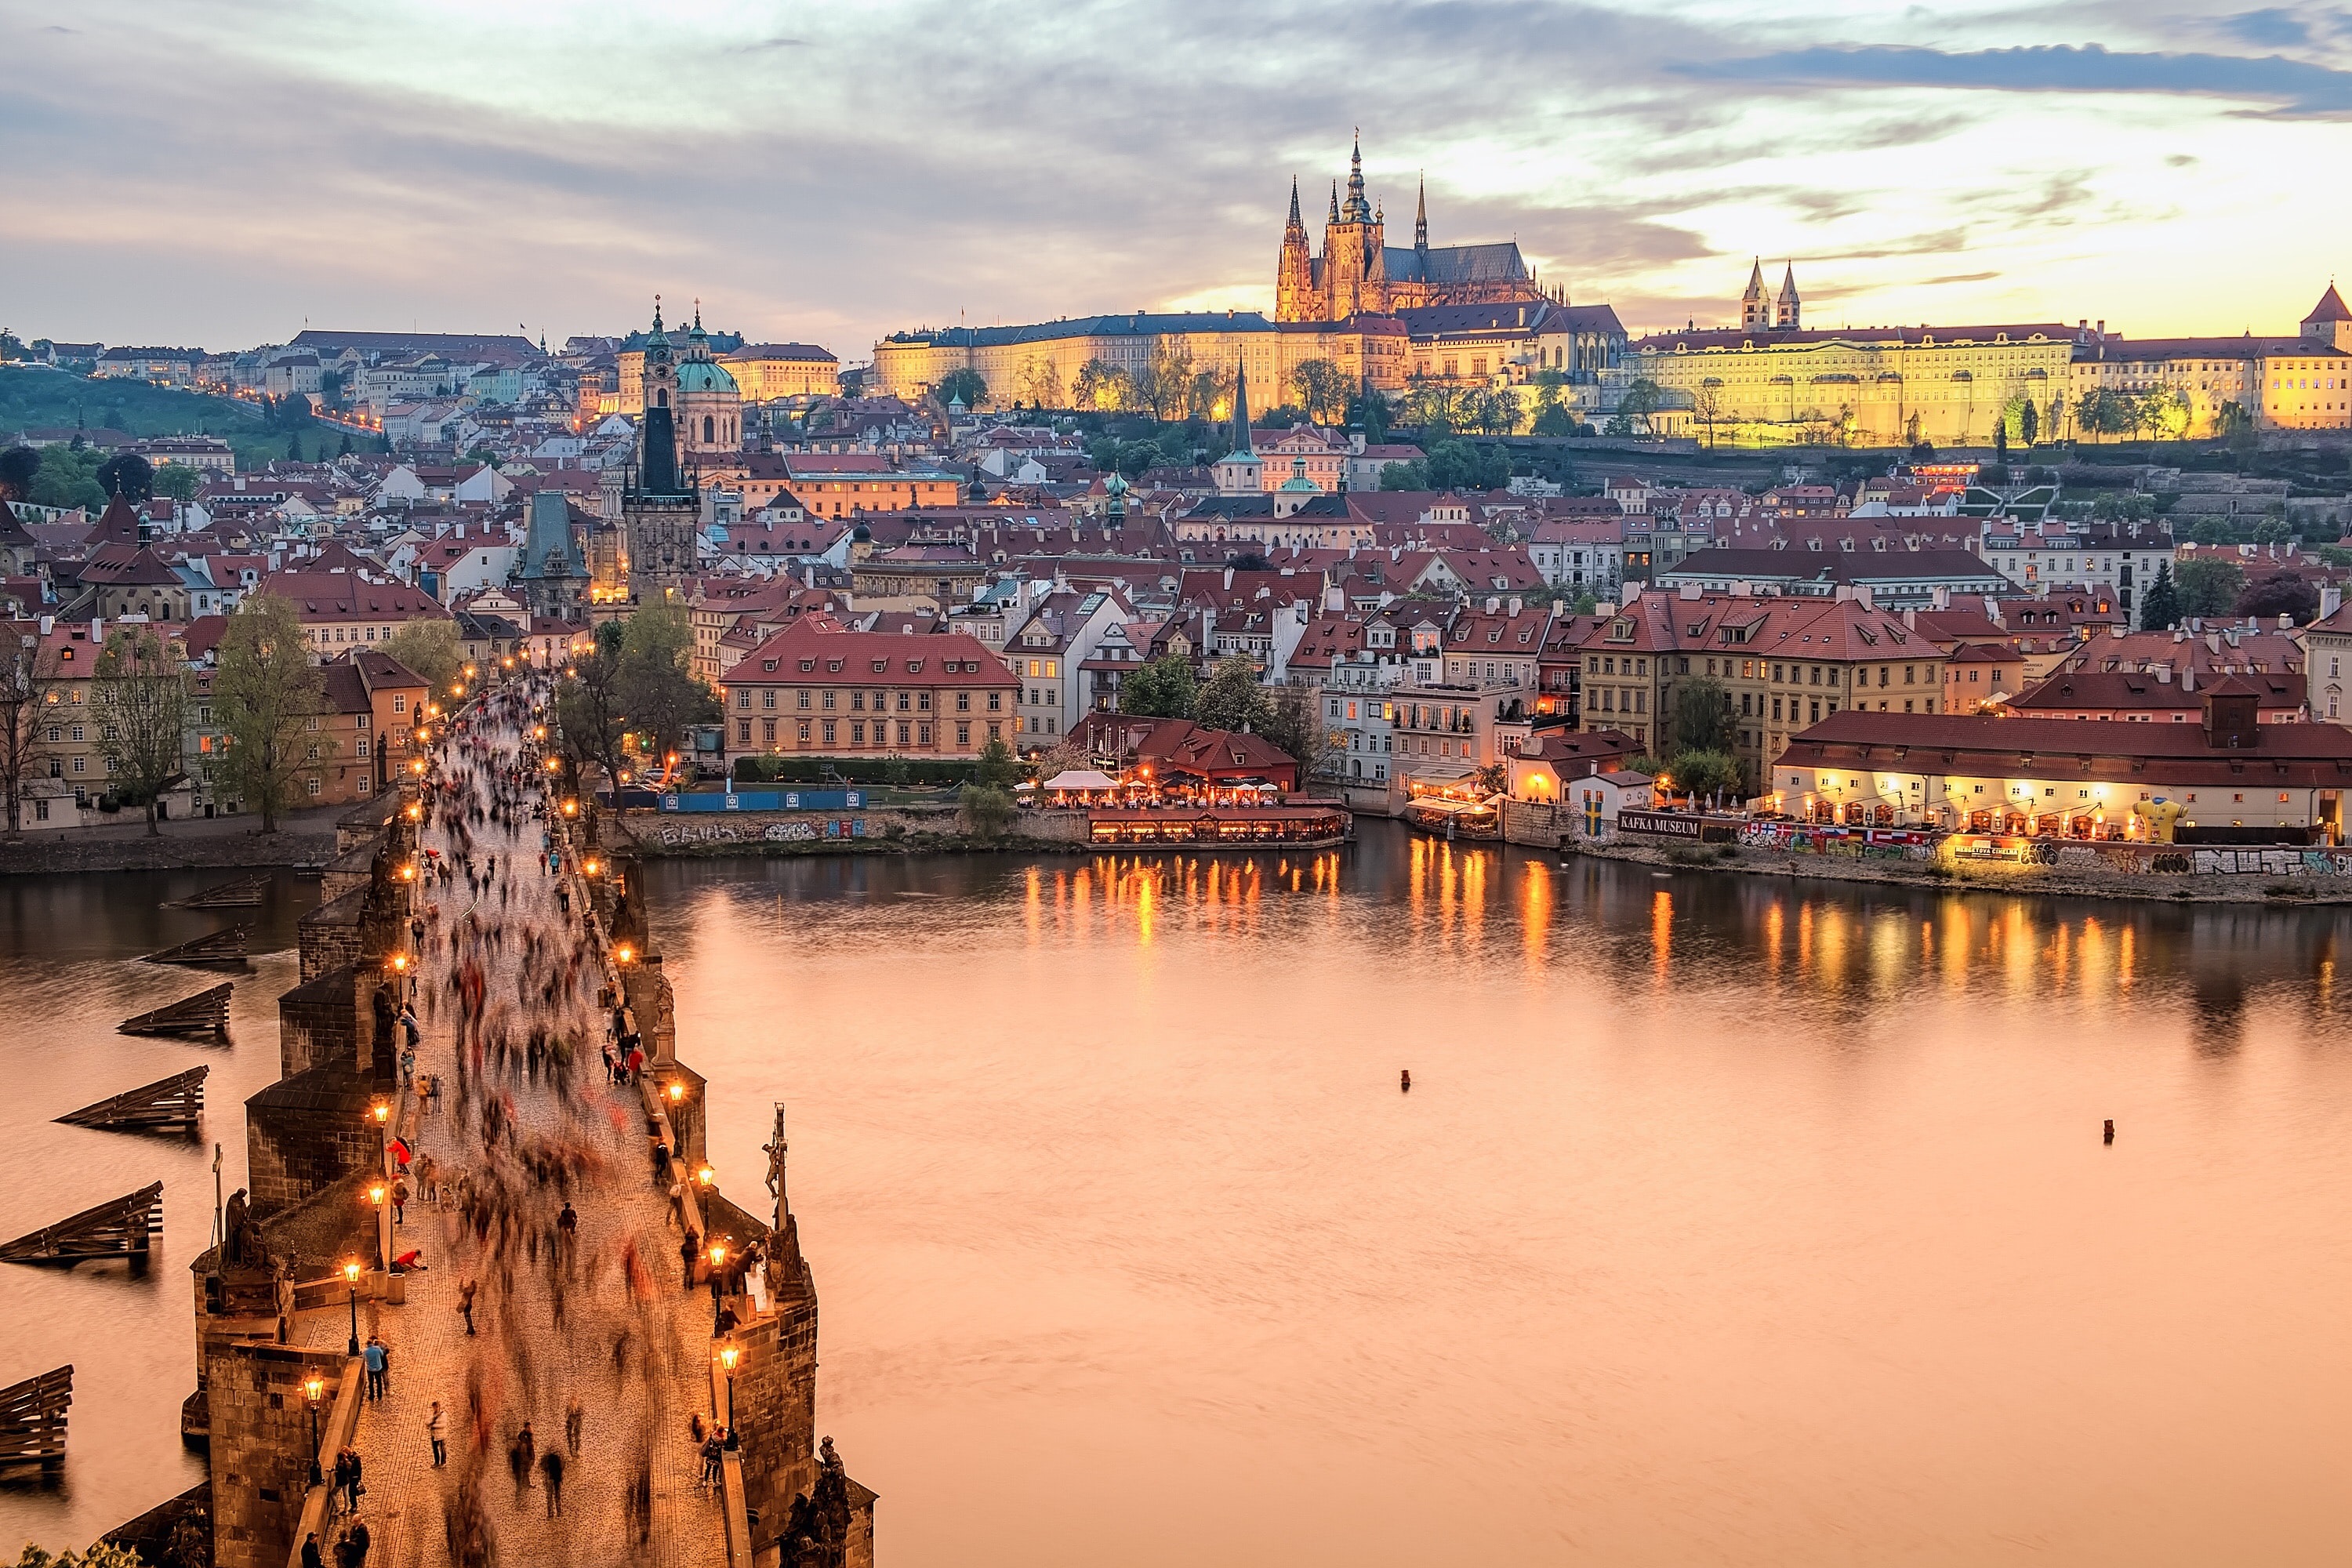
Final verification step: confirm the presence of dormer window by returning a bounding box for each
[763,659,778,672]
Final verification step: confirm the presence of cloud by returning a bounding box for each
[1920,271,2002,285]
[732,35,807,53]
[1682,42,2352,118]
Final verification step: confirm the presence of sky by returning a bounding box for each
[5,0,2352,361]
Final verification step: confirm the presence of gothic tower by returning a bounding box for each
[1321,129,1388,320]
[1741,260,1770,332]
[1776,263,1801,330]
[623,299,702,604]
[1275,177,1316,324]
[1414,173,1428,251]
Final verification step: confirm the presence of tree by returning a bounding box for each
[213,595,328,832]
[1993,417,2009,460]
[1071,360,1121,412]
[1468,387,1522,436]
[1119,652,1198,718]
[0,622,58,840]
[0,445,38,503]
[1192,659,1273,733]
[1618,378,1664,436]
[2020,399,2039,446]
[383,618,463,695]
[1289,359,1348,423]
[1345,389,1390,441]
[2172,557,2246,619]
[95,452,154,501]
[1138,341,1194,423]
[1691,382,1725,448]
[1531,372,1577,437]
[2139,561,2181,630]
[2234,571,2321,623]
[1670,675,1734,755]
[1261,683,1341,779]
[1378,459,1427,490]
[962,732,1019,836]
[154,462,201,505]
[617,602,717,774]
[554,628,630,800]
[93,625,188,834]
[1664,747,1744,804]
[1017,355,1065,410]
[933,366,985,412]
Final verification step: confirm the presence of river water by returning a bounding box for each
[6,834,2352,1563]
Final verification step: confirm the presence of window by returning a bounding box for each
[822,720,837,744]
[822,691,837,710]
[919,724,932,744]
[987,691,1003,711]
[956,692,971,712]
[739,720,753,742]
[356,738,370,758]
[306,777,322,796]
[797,689,811,710]
[738,690,752,710]
[956,722,971,746]
[392,695,406,713]
[797,720,811,743]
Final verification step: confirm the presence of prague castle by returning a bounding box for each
[1273,133,1546,322]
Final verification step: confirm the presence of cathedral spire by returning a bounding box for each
[1287,176,1303,232]
[1232,361,1252,455]
[1329,179,1340,224]
[1342,126,1371,222]
[1414,172,1428,249]
[1741,259,1769,332]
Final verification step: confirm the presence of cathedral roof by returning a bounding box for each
[2306,283,2352,325]
[1382,242,1530,286]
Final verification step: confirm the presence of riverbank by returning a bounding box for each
[0,824,338,875]
[1563,833,2352,904]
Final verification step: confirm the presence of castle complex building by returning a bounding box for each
[1631,268,2352,446]
[1273,134,1545,323]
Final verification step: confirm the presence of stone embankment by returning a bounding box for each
[619,804,1091,858]
[1557,828,2352,906]
[0,827,336,875]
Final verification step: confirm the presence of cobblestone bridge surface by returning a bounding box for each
[289,706,728,1568]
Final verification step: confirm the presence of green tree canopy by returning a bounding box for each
[94,625,189,833]
[2138,561,2180,630]
[1290,359,1348,423]
[1118,652,1198,719]
[617,601,718,771]
[383,618,463,695]
[1670,675,1735,755]
[935,367,987,410]
[94,452,154,501]
[1192,659,1273,734]
[1664,747,1744,802]
[2172,557,2245,619]
[213,594,328,832]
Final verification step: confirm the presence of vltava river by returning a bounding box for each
[655,822,2352,1567]
[7,835,2352,1563]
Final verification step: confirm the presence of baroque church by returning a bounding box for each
[1273,132,1546,323]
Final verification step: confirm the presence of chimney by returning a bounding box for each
[2096,319,2106,339]
[2280,612,2294,630]
[2323,584,2343,620]
[1678,583,1701,601]
[1902,606,1917,629]
[2109,623,2125,638]
[38,615,52,636]
[2207,631,2222,654]
[2154,665,2169,684]
[1931,585,1951,610]
[2182,666,2194,692]
[1486,595,1501,612]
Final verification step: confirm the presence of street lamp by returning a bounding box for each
[615,942,634,966]
[709,1239,731,1331]
[696,1164,714,1189]
[666,1080,684,1105]
[717,1343,739,1428]
[304,1372,326,1484]
[340,1258,363,1356]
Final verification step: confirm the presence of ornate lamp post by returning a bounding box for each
[304,1372,325,1484]
[340,1258,363,1357]
[717,1343,739,1430]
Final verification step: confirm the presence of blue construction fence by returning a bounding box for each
[661,789,872,813]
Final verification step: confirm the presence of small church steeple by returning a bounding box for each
[1342,128,1372,223]
[1232,362,1253,455]
[1776,262,1801,330]
[1740,259,1769,332]
[1414,173,1428,250]
[1328,180,1341,224]
[1286,176,1305,238]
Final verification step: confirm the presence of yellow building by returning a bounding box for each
[871,310,1409,409]
[719,343,840,401]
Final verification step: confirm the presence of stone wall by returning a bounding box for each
[203,1341,347,1568]
[732,1275,821,1559]
[298,887,371,982]
[1502,799,1567,850]
[245,1067,379,1216]
[632,804,1092,855]
[0,830,337,877]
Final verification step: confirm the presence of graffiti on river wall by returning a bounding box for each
[2189,848,2352,877]
[657,818,859,847]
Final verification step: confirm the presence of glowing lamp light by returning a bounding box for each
[615,943,635,965]
[583,858,601,876]
[341,1258,362,1285]
[400,863,416,881]
[304,1373,325,1405]
[390,953,409,973]
[411,760,426,775]
[718,1345,740,1374]
[371,1100,390,1125]
[368,1181,387,1207]
[463,664,477,678]
[666,1080,684,1104]
[709,1240,728,1269]
[562,800,578,817]
[696,1164,714,1188]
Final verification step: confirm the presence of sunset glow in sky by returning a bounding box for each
[6,0,2352,356]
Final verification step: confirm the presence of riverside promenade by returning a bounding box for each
[154,682,871,1568]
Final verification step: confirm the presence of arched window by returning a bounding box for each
[656,389,668,407]
[703,416,715,443]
